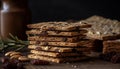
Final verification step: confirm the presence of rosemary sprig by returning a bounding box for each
[0,34,29,53]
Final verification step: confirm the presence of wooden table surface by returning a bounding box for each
[25,59,120,69]
[0,56,120,69]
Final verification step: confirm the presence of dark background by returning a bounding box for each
[1,0,120,23]
[28,0,120,23]
[29,0,120,22]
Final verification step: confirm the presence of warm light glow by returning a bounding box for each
[3,2,9,11]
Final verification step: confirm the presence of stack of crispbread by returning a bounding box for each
[26,22,94,63]
[103,39,120,54]
[81,15,120,54]
[102,33,120,54]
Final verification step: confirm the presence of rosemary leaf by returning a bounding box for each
[0,33,29,53]
[9,33,16,40]
[15,46,26,51]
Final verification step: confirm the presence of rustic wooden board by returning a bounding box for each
[25,59,120,69]
[0,57,120,69]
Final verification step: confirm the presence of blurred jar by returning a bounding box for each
[0,1,1,37]
[0,0,31,40]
